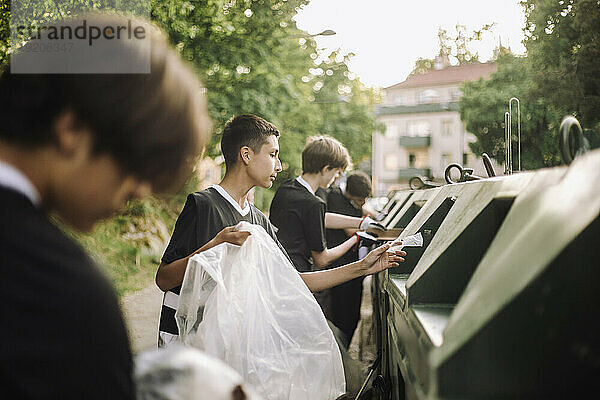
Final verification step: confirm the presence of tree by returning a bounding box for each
[409,24,494,76]
[150,0,379,189]
[0,1,8,67]
[1,0,148,67]
[409,57,436,76]
[460,0,599,170]
[521,0,600,129]
[460,53,563,169]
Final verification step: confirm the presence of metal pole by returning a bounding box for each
[504,112,510,174]
[509,97,521,171]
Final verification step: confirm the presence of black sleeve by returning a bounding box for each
[303,200,327,252]
[315,187,329,203]
[162,194,199,264]
[0,201,134,399]
[326,187,348,214]
[69,271,135,399]
[1,256,135,399]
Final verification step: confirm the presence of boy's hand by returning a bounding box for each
[358,243,406,276]
[214,225,251,246]
[359,216,386,232]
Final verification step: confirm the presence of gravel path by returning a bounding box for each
[120,283,163,354]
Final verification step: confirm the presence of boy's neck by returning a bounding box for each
[300,173,321,193]
[219,172,253,209]
[0,144,49,204]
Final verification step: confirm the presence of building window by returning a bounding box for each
[451,88,461,101]
[407,121,431,137]
[408,154,416,168]
[384,154,398,170]
[441,153,452,171]
[419,89,440,104]
[385,122,399,138]
[385,92,405,105]
[441,120,453,136]
[463,153,469,165]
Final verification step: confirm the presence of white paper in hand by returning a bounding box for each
[390,232,423,251]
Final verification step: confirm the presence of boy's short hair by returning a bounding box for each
[0,14,210,194]
[346,170,372,199]
[302,135,351,174]
[221,114,280,168]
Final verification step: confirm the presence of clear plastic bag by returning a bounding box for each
[176,222,345,400]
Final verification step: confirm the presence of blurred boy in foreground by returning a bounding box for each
[0,14,209,398]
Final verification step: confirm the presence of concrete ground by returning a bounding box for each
[120,283,163,354]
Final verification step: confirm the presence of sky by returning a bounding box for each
[294,0,527,88]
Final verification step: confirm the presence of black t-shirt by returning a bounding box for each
[0,187,134,399]
[158,187,287,340]
[325,185,362,267]
[269,179,327,272]
[315,187,328,203]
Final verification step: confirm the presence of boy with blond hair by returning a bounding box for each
[269,136,384,274]
[269,137,384,318]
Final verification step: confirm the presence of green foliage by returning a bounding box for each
[409,24,494,76]
[150,0,378,177]
[438,24,492,65]
[1,0,150,67]
[460,54,563,169]
[253,186,275,214]
[521,0,600,128]
[0,1,9,68]
[65,192,187,296]
[73,218,160,297]
[409,57,435,76]
[460,0,599,170]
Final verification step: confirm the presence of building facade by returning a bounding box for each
[372,62,498,196]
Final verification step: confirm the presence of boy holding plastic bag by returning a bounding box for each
[155,115,405,398]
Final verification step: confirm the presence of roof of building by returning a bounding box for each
[385,62,497,90]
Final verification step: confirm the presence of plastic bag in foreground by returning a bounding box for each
[175,222,345,400]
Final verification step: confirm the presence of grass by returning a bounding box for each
[76,216,161,297]
[63,187,191,298]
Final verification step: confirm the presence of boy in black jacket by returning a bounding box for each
[270,136,384,275]
[325,171,374,346]
[0,14,209,399]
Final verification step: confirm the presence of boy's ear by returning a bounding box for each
[240,146,252,166]
[53,110,91,158]
[320,165,330,175]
